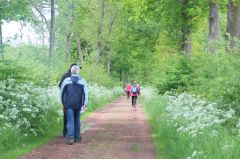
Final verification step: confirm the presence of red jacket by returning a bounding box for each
[125,84,132,92]
[131,85,140,97]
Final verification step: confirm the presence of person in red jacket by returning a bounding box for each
[125,83,132,99]
[131,81,140,109]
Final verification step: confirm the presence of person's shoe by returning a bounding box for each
[74,136,82,143]
[67,139,74,145]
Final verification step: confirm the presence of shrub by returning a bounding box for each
[0,79,60,137]
[152,55,193,94]
[151,53,240,117]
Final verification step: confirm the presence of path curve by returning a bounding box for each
[19,96,156,159]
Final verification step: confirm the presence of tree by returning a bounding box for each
[0,21,3,60]
[95,0,105,65]
[0,0,32,60]
[49,0,55,59]
[140,0,208,56]
[226,0,240,51]
[108,0,160,83]
[106,9,118,73]
[29,0,49,46]
[181,0,192,55]
[208,0,220,53]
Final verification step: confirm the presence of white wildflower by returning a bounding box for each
[22,108,32,112]
[163,92,235,137]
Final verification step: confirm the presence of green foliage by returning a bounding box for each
[108,1,160,83]
[151,54,193,94]
[0,0,32,21]
[0,128,23,152]
[189,54,240,116]
[0,81,60,154]
[0,60,28,82]
[151,52,240,117]
[0,122,62,159]
[3,46,61,86]
[141,96,240,159]
[81,64,120,88]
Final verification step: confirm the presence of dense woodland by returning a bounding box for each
[1,0,240,158]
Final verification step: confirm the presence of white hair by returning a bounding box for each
[71,65,80,75]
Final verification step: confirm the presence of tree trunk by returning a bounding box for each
[181,0,192,56]
[74,32,83,63]
[29,0,49,30]
[208,0,219,53]
[96,41,101,64]
[49,0,55,59]
[182,36,192,55]
[123,70,128,88]
[42,30,45,46]
[107,10,118,74]
[119,70,122,81]
[0,22,4,60]
[66,33,71,63]
[19,21,25,45]
[95,0,105,65]
[107,55,111,73]
[226,0,240,50]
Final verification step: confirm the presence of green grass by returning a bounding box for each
[0,123,62,159]
[130,143,143,152]
[141,96,240,159]
[140,97,171,159]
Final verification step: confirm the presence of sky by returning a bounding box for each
[2,21,48,46]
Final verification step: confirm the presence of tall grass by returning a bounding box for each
[141,88,240,159]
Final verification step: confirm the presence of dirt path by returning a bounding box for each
[19,97,156,159]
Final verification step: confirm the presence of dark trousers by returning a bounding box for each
[126,91,130,98]
[63,110,67,137]
[132,96,137,107]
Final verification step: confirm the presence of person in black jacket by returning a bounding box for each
[60,65,88,145]
[59,63,80,137]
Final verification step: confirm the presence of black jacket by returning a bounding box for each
[59,70,71,88]
[61,75,88,109]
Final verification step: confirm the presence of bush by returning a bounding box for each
[0,79,61,153]
[189,54,240,116]
[151,53,240,117]
[0,60,28,82]
[152,54,193,94]
[80,65,120,88]
[0,79,61,137]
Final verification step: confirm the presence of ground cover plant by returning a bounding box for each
[141,88,240,159]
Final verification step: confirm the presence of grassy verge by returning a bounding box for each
[140,97,170,159]
[141,96,240,159]
[0,95,121,159]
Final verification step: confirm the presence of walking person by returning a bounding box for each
[60,65,88,145]
[59,63,79,137]
[131,81,140,110]
[125,83,132,99]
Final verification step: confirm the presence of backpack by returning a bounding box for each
[132,86,138,94]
